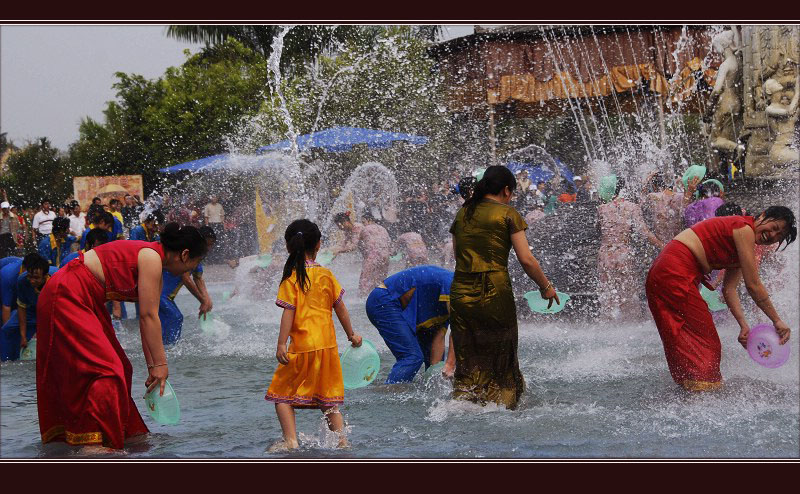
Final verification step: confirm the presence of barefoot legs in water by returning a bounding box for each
[269,403,299,451]
[269,403,349,451]
[321,406,349,448]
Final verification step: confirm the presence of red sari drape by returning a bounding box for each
[36,258,148,448]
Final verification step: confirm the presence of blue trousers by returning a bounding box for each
[366,288,441,383]
[1,310,37,361]
[160,295,184,346]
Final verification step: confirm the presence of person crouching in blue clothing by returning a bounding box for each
[38,217,76,268]
[160,226,216,345]
[80,209,123,250]
[1,253,44,327]
[129,210,163,242]
[0,255,57,360]
[366,265,456,383]
[60,227,109,268]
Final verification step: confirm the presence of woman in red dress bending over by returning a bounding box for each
[646,206,796,391]
[36,223,208,449]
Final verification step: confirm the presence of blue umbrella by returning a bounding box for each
[159,152,293,174]
[257,126,428,154]
[505,159,575,186]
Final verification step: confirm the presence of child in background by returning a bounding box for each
[266,219,362,452]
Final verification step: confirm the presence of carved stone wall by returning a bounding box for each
[740,25,800,178]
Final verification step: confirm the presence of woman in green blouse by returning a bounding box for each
[449,166,559,409]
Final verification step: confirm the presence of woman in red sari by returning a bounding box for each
[36,223,208,449]
[646,206,796,391]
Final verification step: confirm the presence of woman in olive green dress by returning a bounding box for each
[449,166,559,409]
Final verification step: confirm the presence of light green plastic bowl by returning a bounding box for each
[524,290,570,314]
[199,312,217,333]
[682,164,707,188]
[598,175,617,202]
[389,253,404,262]
[316,250,334,266]
[256,253,272,268]
[221,290,232,302]
[144,380,181,425]
[423,361,445,380]
[340,338,381,390]
[700,285,727,312]
[20,338,36,361]
[473,168,486,182]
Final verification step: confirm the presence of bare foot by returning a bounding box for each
[227,259,239,269]
[267,439,299,453]
[337,436,350,449]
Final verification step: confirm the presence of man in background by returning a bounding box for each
[32,200,56,243]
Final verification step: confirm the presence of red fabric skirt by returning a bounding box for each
[645,240,722,391]
[36,259,148,449]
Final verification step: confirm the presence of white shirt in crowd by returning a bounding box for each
[204,202,225,224]
[33,210,57,235]
[69,212,87,237]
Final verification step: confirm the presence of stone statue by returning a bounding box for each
[739,25,800,178]
[706,30,742,155]
[764,65,799,169]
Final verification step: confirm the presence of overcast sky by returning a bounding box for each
[0,25,474,150]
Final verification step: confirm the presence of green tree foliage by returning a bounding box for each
[67,39,271,191]
[1,138,71,207]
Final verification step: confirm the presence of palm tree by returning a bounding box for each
[166,25,372,71]
[167,25,445,68]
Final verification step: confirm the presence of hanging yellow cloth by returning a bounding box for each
[254,186,277,254]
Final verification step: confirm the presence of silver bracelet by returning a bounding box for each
[539,282,553,294]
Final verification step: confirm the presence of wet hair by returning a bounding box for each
[52,217,71,234]
[697,181,722,198]
[22,253,47,272]
[92,197,102,204]
[109,199,121,207]
[756,205,797,250]
[454,176,477,201]
[281,219,322,293]
[85,228,109,250]
[714,202,743,217]
[95,210,114,227]
[198,225,217,242]
[463,166,517,221]
[333,212,351,226]
[160,223,208,259]
[87,204,105,223]
[144,209,165,225]
[26,254,50,277]
[70,200,80,208]
[40,199,50,206]
[648,172,667,192]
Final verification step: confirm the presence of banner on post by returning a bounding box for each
[72,175,144,206]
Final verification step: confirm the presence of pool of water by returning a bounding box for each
[1,253,798,458]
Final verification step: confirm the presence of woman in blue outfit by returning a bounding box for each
[129,211,163,242]
[0,255,57,360]
[160,226,215,345]
[38,217,76,267]
[365,264,456,383]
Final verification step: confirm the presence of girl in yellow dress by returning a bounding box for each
[266,219,362,451]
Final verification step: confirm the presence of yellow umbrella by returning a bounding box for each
[96,184,129,197]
